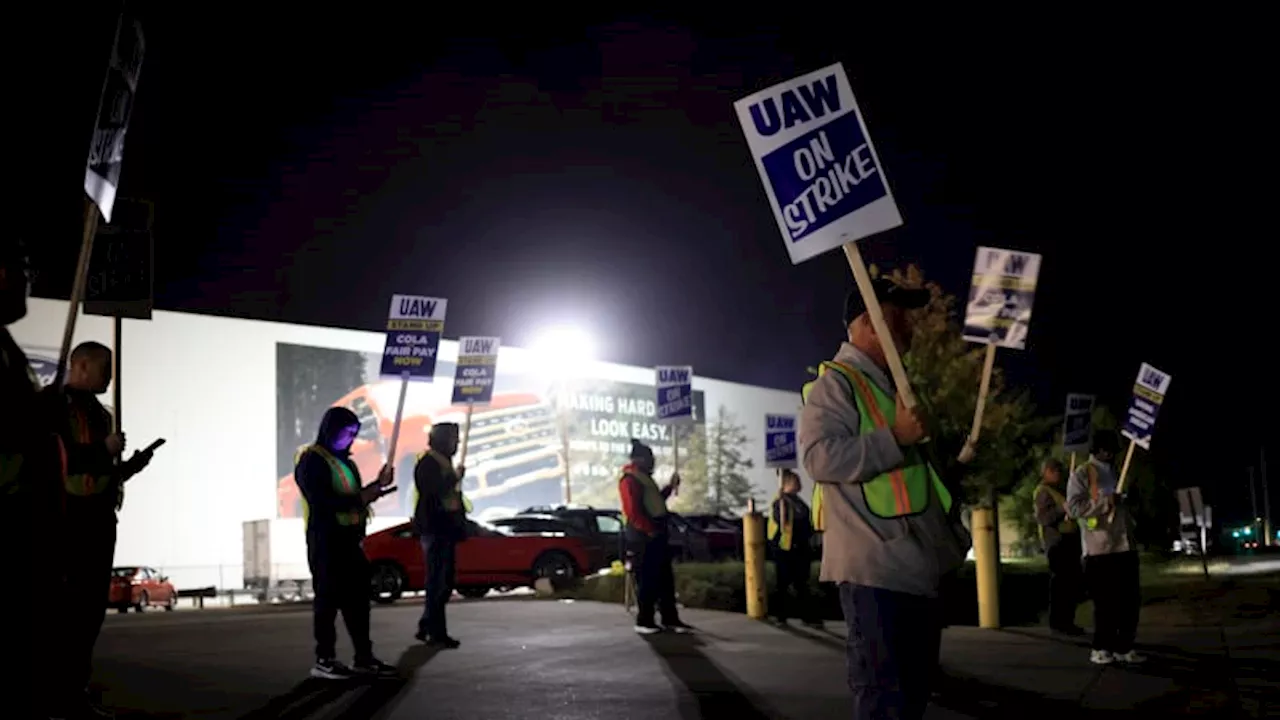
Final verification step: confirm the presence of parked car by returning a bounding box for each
[108,566,176,613]
[679,514,744,560]
[362,518,594,603]
[517,505,729,563]
[518,505,624,566]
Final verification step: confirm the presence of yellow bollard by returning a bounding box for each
[971,507,1000,629]
[743,510,767,619]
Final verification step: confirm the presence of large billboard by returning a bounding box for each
[275,342,705,521]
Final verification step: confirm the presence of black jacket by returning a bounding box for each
[294,407,367,542]
[412,452,466,541]
[44,387,121,520]
[0,330,61,522]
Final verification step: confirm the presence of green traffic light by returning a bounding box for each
[1244,527,1253,535]
[1232,531,1241,538]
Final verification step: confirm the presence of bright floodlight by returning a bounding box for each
[531,325,596,378]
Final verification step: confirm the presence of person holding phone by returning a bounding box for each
[295,406,398,680]
[45,341,159,717]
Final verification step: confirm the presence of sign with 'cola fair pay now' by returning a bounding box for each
[380,294,447,380]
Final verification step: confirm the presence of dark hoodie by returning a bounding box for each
[294,407,367,541]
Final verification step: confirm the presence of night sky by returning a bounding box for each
[14,8,1272,525]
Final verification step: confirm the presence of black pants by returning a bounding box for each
[419,535,457,640]
[1,514,61,716]
[1045,539,1082,630]
[840,583,942,720]
[61,518,117,694]
[771,549,815,623]
[635,535,679,626]
[1084,550,1140,654]
[308,535,373,662]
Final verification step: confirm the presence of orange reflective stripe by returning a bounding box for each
[841,367,910,515]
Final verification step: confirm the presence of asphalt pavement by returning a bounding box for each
[92,597,1275,719]
[94,598,874,720]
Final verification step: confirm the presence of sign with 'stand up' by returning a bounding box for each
[380,295,447,380]
[452,336,500,404]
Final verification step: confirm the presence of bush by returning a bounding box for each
[558,560,1055,626]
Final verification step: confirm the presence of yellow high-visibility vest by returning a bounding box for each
[617,464,667,529]
[412,449,472,515]
[800,361,952,529]
[1035,482,1077,542]
[767,494,794,550]
[295,445,366,529]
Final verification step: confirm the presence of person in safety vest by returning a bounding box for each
[1033,457,1083,636]
[1065,430,1145,666]
[46,341,157,717]
[768,469,821,628]
[295,406,398,680]
[1,237,67,718]
[798,280,971,720]
[618,438,693,635]
[413,422,468,648]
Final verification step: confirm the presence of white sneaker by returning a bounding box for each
[634,623,661,635]
[1114,650,1147,664]
[1090,649,1114,665]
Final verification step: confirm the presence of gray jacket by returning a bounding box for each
[798,343,970,597]
[1065,456,1136,557]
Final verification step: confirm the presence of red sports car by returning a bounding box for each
[363,518,596,603]
[108,566,177,613]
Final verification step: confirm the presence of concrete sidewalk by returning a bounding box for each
[90,599,1274,718]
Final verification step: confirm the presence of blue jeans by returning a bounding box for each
[839,583,941,720]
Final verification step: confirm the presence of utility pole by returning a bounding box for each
[1247,466,1259,540]
[1262,448,1272,547]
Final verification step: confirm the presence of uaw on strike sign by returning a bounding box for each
[655,366,694,424]
[1121,363,1172,450]
[765,414,797,469]
[735,63,903,264]
[381,294,447,380]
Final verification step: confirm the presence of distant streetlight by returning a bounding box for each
[531,326,597,505]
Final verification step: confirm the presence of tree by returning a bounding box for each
[667,422,711,514]
[702,405,755,515]
[884,264,1058,509]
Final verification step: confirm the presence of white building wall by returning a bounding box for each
[11,298,806,589]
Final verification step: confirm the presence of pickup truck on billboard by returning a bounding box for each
[276,384,566,520]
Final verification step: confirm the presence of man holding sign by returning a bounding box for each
[799,280,970,720]
[1065,430,1143,666]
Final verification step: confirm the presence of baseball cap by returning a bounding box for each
[843,278,930,326]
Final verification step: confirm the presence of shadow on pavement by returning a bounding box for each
[235,678,361,720]
[334,644,439,720]
[773,622,844,651]
[643,633,776,720]
[235,645,439,720]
